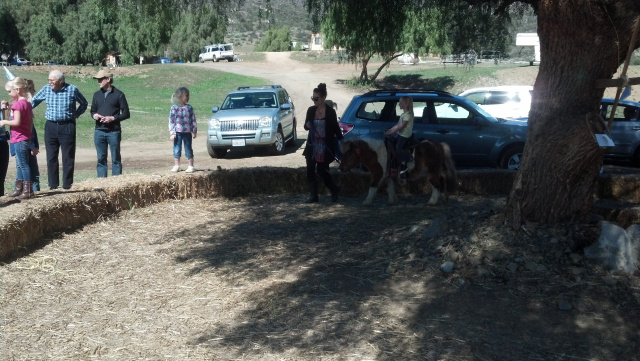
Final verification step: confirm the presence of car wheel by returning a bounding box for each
[633,148,640,167]
[286,120,297,146]
[269,128,285,155]
[499,146,523,170]
[213,148,228,159]
[213,55,218,63]
[199,57,204,63]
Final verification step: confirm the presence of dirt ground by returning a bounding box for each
[2,54,640,360]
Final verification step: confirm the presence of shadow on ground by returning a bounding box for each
[165,194,639,360]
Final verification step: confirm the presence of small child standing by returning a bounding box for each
[168,87,197,173]
[0,77,34,199]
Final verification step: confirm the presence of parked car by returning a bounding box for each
[339,89,528,169]
[9,58,30,66]
[207,85,297,158]
[153,57,173,64]
[458,86,533,119]
[600,98,640,164]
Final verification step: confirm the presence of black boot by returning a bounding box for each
[305,182,319,203]
[331,185,340,202]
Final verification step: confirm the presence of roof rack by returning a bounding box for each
[237,85,282,90]
[360,89,453,97]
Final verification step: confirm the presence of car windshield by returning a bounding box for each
[220,93,278,110]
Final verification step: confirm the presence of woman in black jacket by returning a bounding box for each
[302,83,343,203]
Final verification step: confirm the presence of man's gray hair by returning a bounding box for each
[49,70,65,82]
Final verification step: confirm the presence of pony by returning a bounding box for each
[338,138,457,206]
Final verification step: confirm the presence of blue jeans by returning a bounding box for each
[95,129,122,177]
[173,132,193,159]
[13,140,31,182]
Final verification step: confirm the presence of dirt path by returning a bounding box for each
[72,52,362,172]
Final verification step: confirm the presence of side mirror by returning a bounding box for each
[212,106,219,113]
[280,103,291,110]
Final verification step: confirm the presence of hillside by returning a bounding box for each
[226,0,314,48]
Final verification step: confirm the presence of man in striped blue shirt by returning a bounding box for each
[32,70,88,190]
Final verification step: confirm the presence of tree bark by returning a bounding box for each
[359,53,371,82]
[504,0,640,227]
[370,53,403,83]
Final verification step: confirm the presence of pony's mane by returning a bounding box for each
[343,138,385,153]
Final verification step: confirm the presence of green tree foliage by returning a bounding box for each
[169,8,228,62]
[24,13,65,63]
[317,0,510,83]
[3,0,234,65]
[320,0,408,83]
[254,26,292,51]
[0,5,24,58]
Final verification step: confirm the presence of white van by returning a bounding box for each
[198,43,235,63]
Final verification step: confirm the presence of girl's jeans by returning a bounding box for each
[173,132,194,159]
[13,140,31,182]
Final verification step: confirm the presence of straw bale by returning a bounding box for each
[1,166,638,261]
[595,173,640,200]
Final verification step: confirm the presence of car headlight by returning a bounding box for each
[258,116,272,127]
[209,118,220,129]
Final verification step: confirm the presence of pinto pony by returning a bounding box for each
[339,139,457,206]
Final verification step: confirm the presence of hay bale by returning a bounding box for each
[2,167,640,261]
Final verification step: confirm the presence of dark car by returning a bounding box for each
[153,57,173,64]
[9,58,30,66]
[339,89,528,169]
[600,98,640,164]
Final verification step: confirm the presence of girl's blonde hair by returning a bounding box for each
[171,87,189,104]
[400,96,413,115]
[5,77,33,101]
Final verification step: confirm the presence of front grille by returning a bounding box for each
[220,119,260,131]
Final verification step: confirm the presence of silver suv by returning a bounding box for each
[207,85,297,158]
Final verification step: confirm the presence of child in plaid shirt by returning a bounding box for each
[168,87,197,173]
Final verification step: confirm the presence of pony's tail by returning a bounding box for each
[441,142,458,192]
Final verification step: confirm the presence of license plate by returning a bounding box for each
[232,139,246,147]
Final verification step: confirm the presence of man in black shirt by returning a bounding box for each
[90,70,130,177]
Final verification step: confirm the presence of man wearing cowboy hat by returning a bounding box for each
[90,69,130,178]
[31,69,88,190]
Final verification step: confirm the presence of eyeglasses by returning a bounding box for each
[311,96,320,101]
[96,78,106,82]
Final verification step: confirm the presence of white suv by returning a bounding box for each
[207,85,297,158]
[458,86,533,119]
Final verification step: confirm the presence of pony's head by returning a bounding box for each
[339,139,381,173]
[339,140,365,172]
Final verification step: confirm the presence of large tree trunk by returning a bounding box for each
[505,0,640,227]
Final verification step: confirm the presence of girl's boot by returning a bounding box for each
[17,181,34,200]
[8,180,23,197]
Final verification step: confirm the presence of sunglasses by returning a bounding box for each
[311,96,320,101]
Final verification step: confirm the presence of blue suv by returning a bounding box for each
[339,90,528,169]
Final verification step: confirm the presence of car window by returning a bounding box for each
[411,101,431,123]
[484,91,514,105]
[434,101,473,125]
[462,92,486,105]
[277,90,287,106]
[357,101,398,122]
[256,93,277,108]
